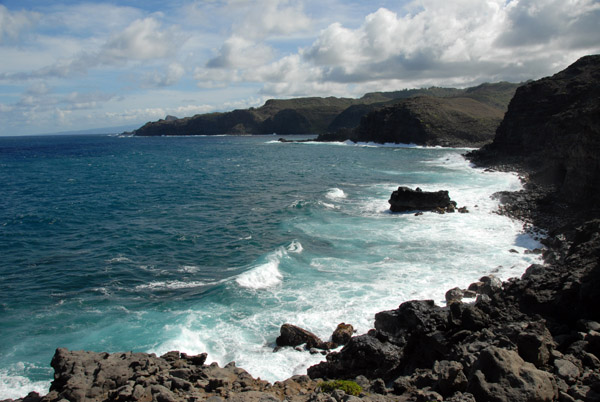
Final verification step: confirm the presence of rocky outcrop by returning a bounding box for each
[350,96,506,147]
[16,348,323,402]
[275,323,335,350]
[470,55,600,208]
[388,187,456,213]
[307,218,600,401]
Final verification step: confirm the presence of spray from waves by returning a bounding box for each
[0,366,50,400]
[287,240,303,254]
[235,249,285,289]
[325,188,347,200]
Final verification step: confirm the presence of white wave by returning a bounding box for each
[287,240,303,254]
[0,367,50,399]
[135,280,206,290]
[106,256,132,263]
[178,265,200,273]
[325,188,347,200]
[236,250,284,289]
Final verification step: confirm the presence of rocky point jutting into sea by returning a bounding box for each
[6,55,600,402]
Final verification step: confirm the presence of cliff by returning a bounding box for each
[470,55,600,208]
[350,96,505,147]
[319,82,519,146]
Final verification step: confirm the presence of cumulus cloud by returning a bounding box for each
[278,0,600,90]
[206,35,274,68]
[197,0,313,87]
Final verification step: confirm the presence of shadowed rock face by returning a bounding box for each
[388,187,454,212]
[472,55,600,208]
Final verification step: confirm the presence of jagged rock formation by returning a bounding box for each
[470,55,600,208]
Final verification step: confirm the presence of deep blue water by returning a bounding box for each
[0,134,542,397]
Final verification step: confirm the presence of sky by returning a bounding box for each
[0,0,599,136]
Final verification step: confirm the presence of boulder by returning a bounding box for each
[331,323,354,345]
[389,187,455,212]
[445,287,464,304]
[467,346,557,402]
[307,334,403,380]
[276,323,332,350]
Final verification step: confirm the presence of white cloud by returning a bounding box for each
[206,35,274,68]
[234,0,312,39]
[0,5,40,43]
[98,17,179,63]
[143,62,186,87]
[1,16,184,81]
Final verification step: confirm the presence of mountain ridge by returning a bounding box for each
[128,82,520,140]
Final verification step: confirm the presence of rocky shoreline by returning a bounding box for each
[5,56,599,402]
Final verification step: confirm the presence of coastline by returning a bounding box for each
[4,55,599,402]
[7,157,597,402]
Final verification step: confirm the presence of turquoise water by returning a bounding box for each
[0,134,541,398]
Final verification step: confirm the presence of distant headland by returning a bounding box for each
[125,82,520,148]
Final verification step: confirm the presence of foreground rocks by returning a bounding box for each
[307,219,600,401]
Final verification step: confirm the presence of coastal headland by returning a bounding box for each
[7,55,600,402]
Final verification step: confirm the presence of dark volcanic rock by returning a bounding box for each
[307,334,403,381]
[33,348,321,402]
[467,346,557,402]
[352,96,505,147]
[470,55,600,208]
[388,187,455,212]
[275,323,333,350]
[331,323,354,345]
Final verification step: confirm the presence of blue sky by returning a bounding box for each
[0,0,599,136]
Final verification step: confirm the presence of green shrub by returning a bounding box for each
[318,380,362,396]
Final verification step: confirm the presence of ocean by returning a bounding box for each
[0,134,542,398]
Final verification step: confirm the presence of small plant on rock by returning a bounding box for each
[318,380,362,396]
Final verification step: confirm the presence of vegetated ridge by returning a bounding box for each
[128,82,519,146]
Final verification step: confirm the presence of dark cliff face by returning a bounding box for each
[473,55,600,207]
[353,96,505,147]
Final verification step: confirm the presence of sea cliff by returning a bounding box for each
[7,56,600,402]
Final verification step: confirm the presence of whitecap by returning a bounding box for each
[235,250,284,289]
[106,256,132,263]
[178,265,200,273]
[287,240,303,254]
[135,280,206,290]
[325,188,347,200]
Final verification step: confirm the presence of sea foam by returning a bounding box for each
[235,250,285,289]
